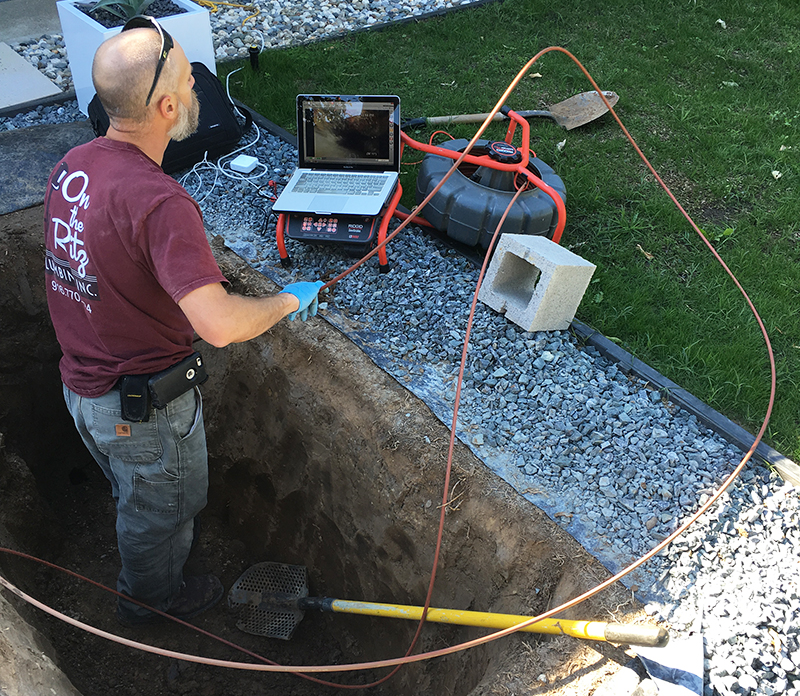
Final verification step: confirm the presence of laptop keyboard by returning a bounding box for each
[294,172,388,196]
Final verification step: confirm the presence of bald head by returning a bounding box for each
[92,28,183,125]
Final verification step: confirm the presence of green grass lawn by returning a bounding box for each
[221,0,800,461]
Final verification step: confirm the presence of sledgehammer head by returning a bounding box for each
[605,622,670,648]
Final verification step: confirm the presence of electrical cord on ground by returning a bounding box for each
[0,46,776,686]
[196,0,260,27]
[180,68,270,204]
[249,28,265,52]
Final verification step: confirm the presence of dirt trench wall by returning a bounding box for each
[194,239,636,693]
[0,205,635,696]
[0,206,83,695]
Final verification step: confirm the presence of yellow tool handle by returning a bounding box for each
[329,599,668,648]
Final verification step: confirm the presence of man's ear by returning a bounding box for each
[156,92,177,122]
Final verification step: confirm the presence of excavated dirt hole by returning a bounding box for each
[1,206,641,696]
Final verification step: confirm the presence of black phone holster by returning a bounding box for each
[119,374,151,423]
[119,352,208,423]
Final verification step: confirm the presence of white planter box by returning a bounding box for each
[57,0,216,115]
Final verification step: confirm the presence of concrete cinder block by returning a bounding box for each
[478,234,596,332]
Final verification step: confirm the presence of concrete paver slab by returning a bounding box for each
[0,42,60,109]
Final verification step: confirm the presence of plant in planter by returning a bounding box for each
[57,0,215,115]
[82,0,157,23]
[73,0,187,29]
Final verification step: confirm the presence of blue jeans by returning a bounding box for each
[63,384,208,621]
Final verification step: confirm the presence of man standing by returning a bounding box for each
[44,17,322,626]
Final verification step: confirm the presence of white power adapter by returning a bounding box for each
[230,154,260,174]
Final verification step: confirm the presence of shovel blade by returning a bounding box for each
[548,90,619,130]
[228,562,308,639]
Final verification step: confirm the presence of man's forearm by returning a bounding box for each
[178,283,300,348]
[211,292,300,346]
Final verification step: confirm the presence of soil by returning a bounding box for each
[77,0,187,29]
[0,205,655,695]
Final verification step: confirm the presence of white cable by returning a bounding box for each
[179,154,210,194]
[200,126,269,190]
[249,28,265,52]
[180,137,266,207]
[195,165,220,206]
[178,66,273,206]
[226,66,251,123]
[179,153,212,193]
[179,153,221,206]
[214,67,271,182]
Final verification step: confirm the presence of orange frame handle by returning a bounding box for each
[276,212,290,266]
[377,183,403,271]
[400,108,565,244]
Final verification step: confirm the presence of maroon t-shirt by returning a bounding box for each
[44,138,227,398]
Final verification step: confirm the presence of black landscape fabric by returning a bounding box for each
[0,120,94,215]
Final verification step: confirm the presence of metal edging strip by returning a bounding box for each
[570,319,800,486]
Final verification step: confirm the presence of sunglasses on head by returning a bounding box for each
[121,15,174,106]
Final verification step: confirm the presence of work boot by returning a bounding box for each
[168,574,224,620]
[117,574,224,627]
[190,515,201,554]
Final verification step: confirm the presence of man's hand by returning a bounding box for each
[280,281,325,321]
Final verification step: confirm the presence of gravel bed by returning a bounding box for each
[0,100,84,130]
[3,3,799,693]
[10,33,72,92]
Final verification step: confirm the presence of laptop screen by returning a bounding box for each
[296,95,401,173]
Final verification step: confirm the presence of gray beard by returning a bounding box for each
[168,90,200,142]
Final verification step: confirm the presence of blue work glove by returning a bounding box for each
[280,280,324,321]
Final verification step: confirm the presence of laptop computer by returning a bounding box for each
[272,94,401,216]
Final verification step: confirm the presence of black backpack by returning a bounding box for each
[88,62,252,174]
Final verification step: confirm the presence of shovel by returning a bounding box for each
[227,562,668,648]
[402,90,619,131]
